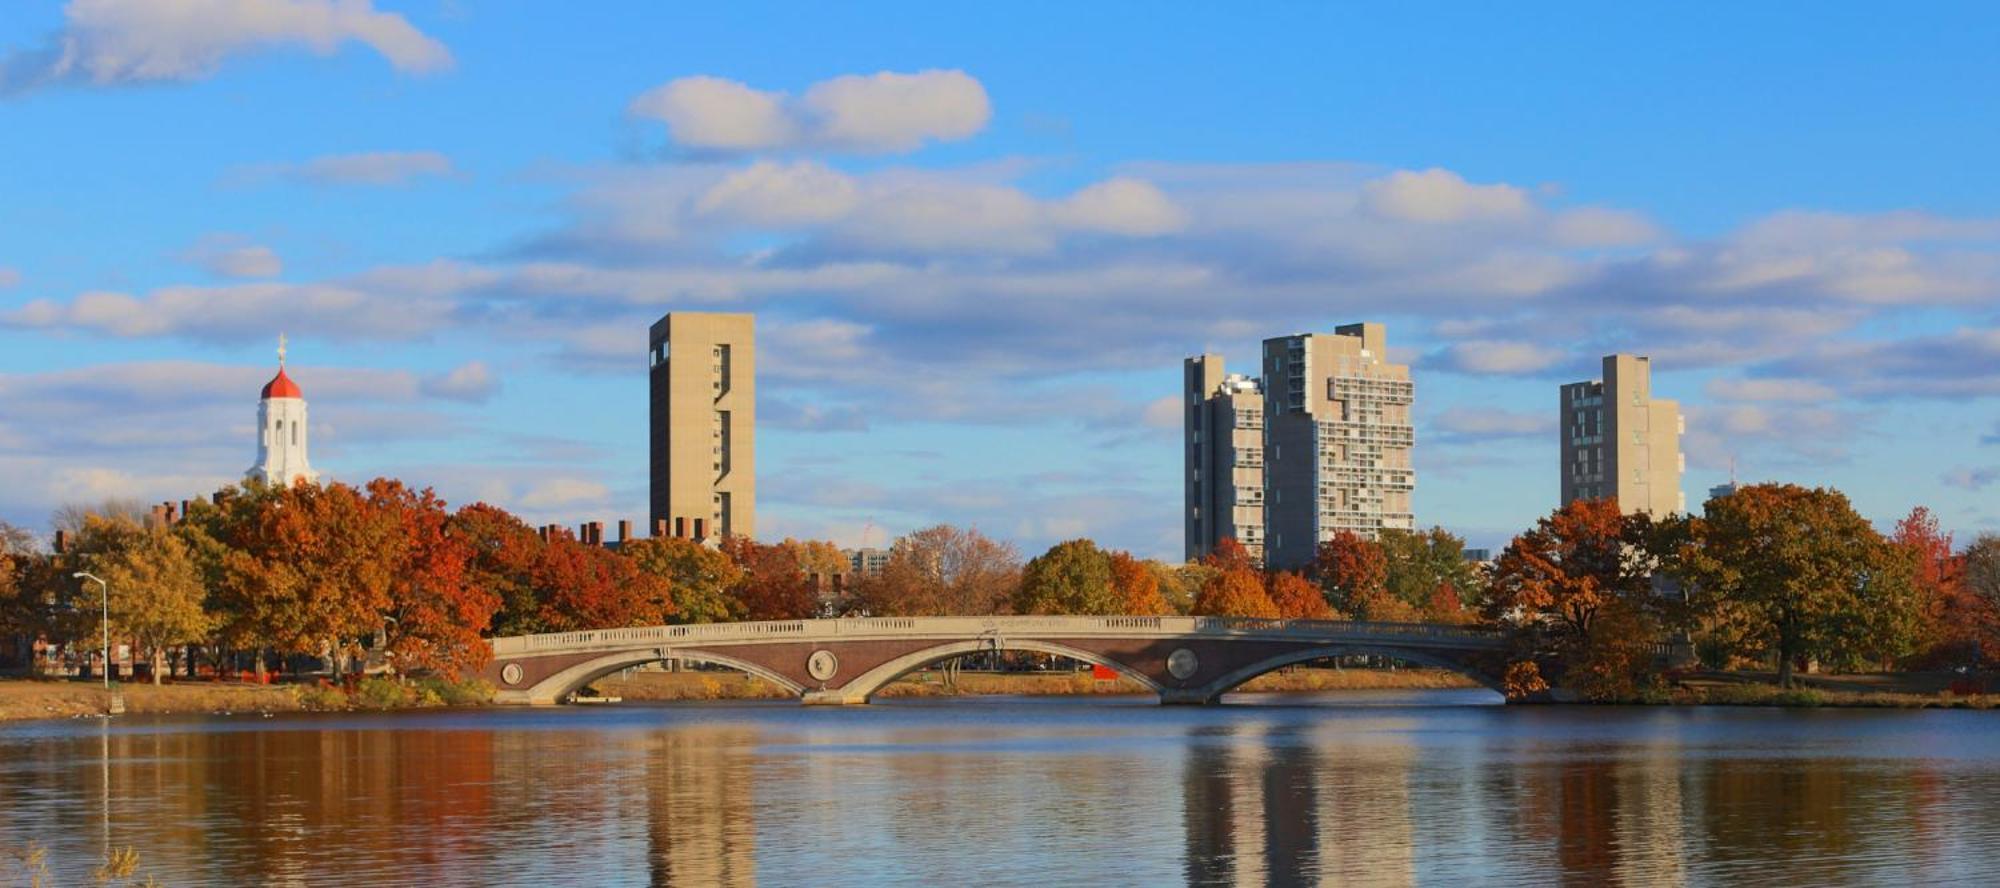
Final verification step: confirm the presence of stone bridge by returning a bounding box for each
[481,616,1511,705]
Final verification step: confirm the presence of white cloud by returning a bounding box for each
[1943,466,1999,491]
[798,69,991,152]
[3,279,457,341]
[628,75,796,151]
[235,150,455,187]
[1363,168,1532,223]
[181,234,282,278]
[1431,407,1553,442]
[419,361,498,403]
[1704,377,1836,403]
[516,478,611,510]
[695,160,859,225]
[0,267,18,289]
[628,69,990,154]
[0,0,451,96]
[1425,340,1566,375]
[1141,396,1182,430]
[1049,178,1189,236]
[1550,206,1660,247]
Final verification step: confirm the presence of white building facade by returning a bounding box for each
[247,340,319,487]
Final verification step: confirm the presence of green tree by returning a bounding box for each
[1687,483,1923,687]
[88,518,215,685]
[1379,527,1486,612]
[1014,539,1119,615]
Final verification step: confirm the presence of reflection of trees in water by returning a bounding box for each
[1179,724,1419,886]
[643,727,758,888]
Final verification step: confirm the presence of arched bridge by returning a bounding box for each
[481,616,1511,706]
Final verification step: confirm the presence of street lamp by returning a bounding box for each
[73,572,109,690]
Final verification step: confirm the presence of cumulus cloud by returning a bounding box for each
[628,69,990,154]
[0,0,451,97]
[1048,178,1189,236]
[1362,168,1532,223]
[419,361,498,403]
[235,150,455,187]
[181,233,282,278]
[694,160,859,225]
[3,278,458,341]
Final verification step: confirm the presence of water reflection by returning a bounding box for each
[3,698,2000,886]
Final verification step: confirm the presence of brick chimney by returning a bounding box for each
[53,530,68,554]
[617,520,632,544]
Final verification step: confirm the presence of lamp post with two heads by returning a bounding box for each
[72,572,109,689]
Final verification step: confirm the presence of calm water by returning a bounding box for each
[2,689,1998,886]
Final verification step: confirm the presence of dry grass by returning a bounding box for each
[1673,679,2000,709]
[0,678,303,720]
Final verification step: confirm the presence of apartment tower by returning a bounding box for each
[1184,356,1266,564]
[649,312,755,540]
[1559,354,1685,516]
[1260,324,1416,569]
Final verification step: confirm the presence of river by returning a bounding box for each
[1,689,1996,886]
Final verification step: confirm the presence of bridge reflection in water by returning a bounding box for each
[2,704,1994,885]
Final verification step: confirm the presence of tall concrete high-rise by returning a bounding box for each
[1260,324,1415,569]
[649,312,755,540]
[1184,356,1266,564]
[1559,354,1685,516]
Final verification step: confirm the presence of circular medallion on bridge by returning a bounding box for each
[807,650,840,682]
[1167,648,1200,680]
[501,663,524,686]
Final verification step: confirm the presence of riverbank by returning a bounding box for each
[0,677,491,721]
[586,666,1480,702]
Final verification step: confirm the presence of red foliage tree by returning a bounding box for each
[367,479,496,678]
[723,537,824,621]
[532,529,672,631]
[1311,531,1389,618]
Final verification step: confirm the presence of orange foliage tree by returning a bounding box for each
[1191,540,1279,619]
[1109,552,1172,615]
[216,481,401,677]
[1310,531,1413,620]
[723,537,826,621]
[1486,498,1661,699]
[1266,571,1335,620]
[532,529,673,631]
[450,503,545,636]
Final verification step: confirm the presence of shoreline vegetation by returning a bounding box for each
[5,666,1996,722]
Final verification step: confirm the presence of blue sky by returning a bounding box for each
[1,1,1996,556]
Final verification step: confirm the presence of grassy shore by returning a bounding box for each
[0,676,491,721]
[587,666,1479,702]
[1665,678,2000,709]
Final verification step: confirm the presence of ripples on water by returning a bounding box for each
[2,689,1998,886]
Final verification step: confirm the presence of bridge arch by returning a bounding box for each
[810,638,1165,705]
[1192,644,1505,703]
[524,648,808,705]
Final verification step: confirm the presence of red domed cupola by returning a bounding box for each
[261,366,303,400]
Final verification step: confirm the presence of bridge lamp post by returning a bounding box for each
[73,572,110,690]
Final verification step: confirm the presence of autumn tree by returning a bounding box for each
[1310,531,1415,621]
[1192,540,1280,619]
[1891,506,1973,665]
[0,521,45,667]
[213,480,402,677]
[450,502,546,636]
[86,517,215,684]
[1687,484,1923,687]
[1014,539,1119,615]
[850,525,1020,616]
[1965,534,2000,662]
[533,530,673,631]
[1109,552,1173,615]
[1486,498,1661,699]
[623,536,742,624]
[367,480,497,677]
[723,537,826,621]
[1266,571,1335,620]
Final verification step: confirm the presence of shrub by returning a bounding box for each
[415,677,493,706]
[298,684,349,711]
[354,677,414,709]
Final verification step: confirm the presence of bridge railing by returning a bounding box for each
[489,615,1504,655]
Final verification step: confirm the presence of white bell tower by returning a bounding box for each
[247,333,320,487]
